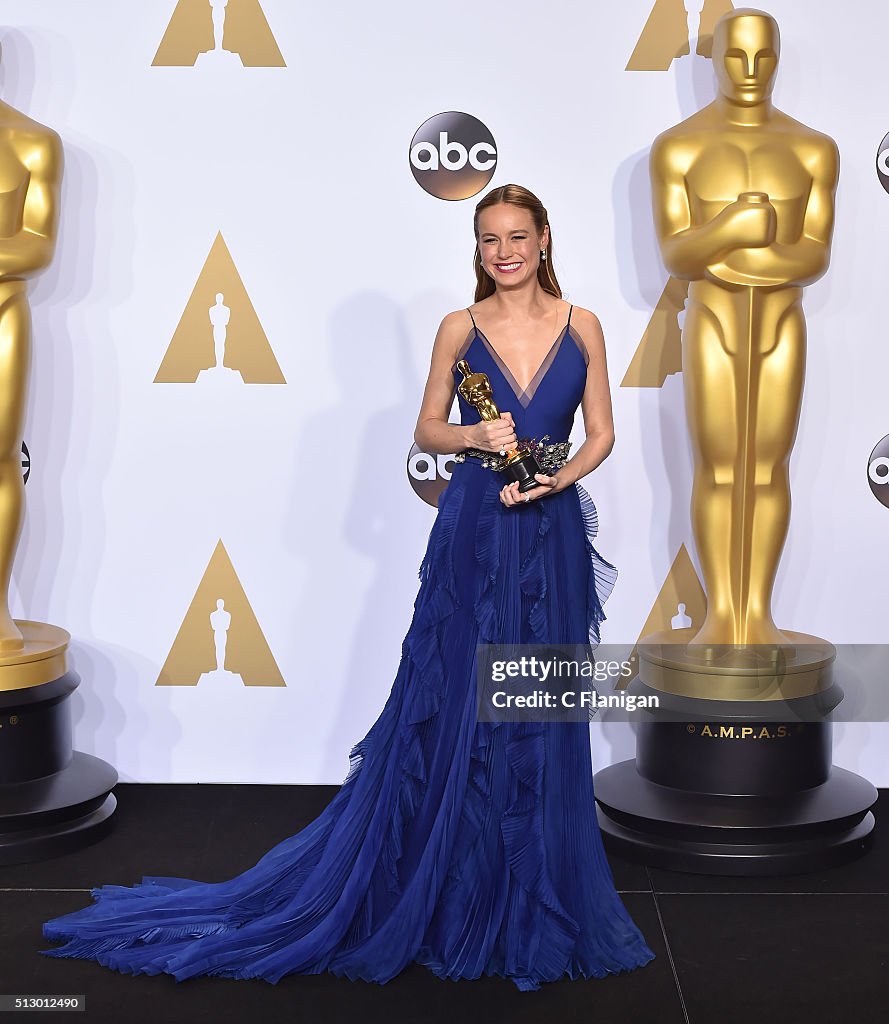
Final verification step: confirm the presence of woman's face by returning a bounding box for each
[476,204,548,289]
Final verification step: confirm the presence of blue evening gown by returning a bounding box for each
[40,304,655,991]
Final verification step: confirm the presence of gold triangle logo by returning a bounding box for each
[154,232,285,384]
[621,277,687,389]
[626,0,734,71]
[156,539,285,687]
[153,0,286,68]
[617,544,707,688]
[696,0,735,58]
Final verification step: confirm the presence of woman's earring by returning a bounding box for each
[540,249,547,261]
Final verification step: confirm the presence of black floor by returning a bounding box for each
[1,784,886,1024]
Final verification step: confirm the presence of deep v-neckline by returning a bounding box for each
[472,315,570,409]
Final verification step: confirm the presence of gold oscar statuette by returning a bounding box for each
[456,359,543,492]
[543,9,876,874]
[0,87,117,863]
[0,94,64,670]
[642,7,840,700]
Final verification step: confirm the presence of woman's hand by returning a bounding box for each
[465,411,517,454]
[499,471,570,507]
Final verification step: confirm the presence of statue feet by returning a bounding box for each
[688,610,793,656]
[741,618,795,648]
[687,610,733,650]
[0,613,24,653]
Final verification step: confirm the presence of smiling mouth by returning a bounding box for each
[494,262,522,273]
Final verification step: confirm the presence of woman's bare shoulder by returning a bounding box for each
[566,305,605,366]
[429,308,474,363]
[568,304,603,335]
[438,307,474,327]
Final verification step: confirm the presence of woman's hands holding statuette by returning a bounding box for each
[465,411,517,454]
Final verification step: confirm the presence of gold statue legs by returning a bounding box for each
[0,281,30,652]
[683,280,803,648]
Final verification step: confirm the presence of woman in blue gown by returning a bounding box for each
[40,184,655,992]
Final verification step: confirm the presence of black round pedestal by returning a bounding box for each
[0,671,118,865]
[594,684,878,875]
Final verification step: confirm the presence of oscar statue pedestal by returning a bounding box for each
[594,629,878,875]
[0,622,117,865]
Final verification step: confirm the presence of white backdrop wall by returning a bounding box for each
[2,0,887,784]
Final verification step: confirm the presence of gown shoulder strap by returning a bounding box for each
[452,309,477,373]
[567,303,573,328]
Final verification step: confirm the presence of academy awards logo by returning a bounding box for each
[407,442,455,506]
[156,539,285,686]
[622,278,687,388]
[876,133,889,194]
[409,112,497,201]
[153,0,286,67]
[154,232,285,384]
[868,434,889,508]
[624,0,736,380]
[627,0,734,70]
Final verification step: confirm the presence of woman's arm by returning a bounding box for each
[556,308,615,487]
[414,311,517,456]
[413,311,473,454]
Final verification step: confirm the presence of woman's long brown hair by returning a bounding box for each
[472,184,563,303]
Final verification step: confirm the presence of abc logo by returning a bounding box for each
[877,133,889,194]
[868,434,889,508]
[407,443,456,507]
[409,112,497,201]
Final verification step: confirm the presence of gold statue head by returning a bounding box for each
[712,9,780,107]
[456,359,500,422]
[457,360,493,403]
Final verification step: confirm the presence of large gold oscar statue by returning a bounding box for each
[0,92,117,863]
[593,9,877,874]
[0,95,63,657]
[641,7,839,699]
[0,94,71,671]
[653,8,836,650]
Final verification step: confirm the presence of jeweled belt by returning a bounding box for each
[454,435,572,475]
